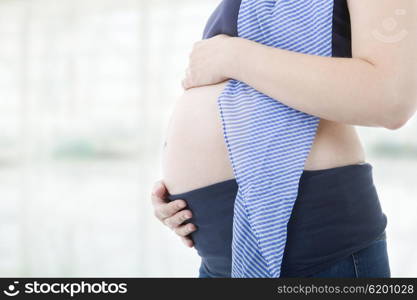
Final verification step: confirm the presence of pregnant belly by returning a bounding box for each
[162,82,366,195]
[162,81,234,195]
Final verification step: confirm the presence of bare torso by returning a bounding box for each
[162,81,365,195]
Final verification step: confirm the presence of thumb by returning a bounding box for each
[152,180,167,198]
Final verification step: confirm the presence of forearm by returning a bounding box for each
[226,37,407,129]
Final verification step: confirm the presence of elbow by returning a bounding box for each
[382,90,417,131]
[371,65,417,130]
[384,116,409,131]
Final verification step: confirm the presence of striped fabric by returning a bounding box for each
[218,0,335,277]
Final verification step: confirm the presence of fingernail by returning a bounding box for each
[183,213,191,220]
[177,202,186,209]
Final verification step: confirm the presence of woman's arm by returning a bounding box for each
[184,0,417,130]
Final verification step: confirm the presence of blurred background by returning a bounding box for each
[0,0,416,277]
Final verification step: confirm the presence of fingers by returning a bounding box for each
[182,78,188,90]
[214,34,230,40]
[154,199,187,221]
[164,210,192,229]
[182,79,191,90]
[151,180,187,221]
[150,180,197,249]
[151,180,167,205]
[182,68,193,90]
[192,40,203,51]
[174,223,197,237]
[181,236,194,248]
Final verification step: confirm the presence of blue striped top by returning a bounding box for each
[205,0,343,277]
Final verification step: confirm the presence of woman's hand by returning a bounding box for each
[151,180,197,248]
[182,34,235,90]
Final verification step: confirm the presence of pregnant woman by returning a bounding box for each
[152,0,417,278]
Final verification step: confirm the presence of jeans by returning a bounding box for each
[199,231,390,278]
[308,231,390,278]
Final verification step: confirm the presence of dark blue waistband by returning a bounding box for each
[167,162,387,277]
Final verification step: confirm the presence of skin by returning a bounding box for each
[152,0,417,247]
[152,180,196,247]
[183,0,417,129]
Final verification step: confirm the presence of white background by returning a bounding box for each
[0,0,416,277]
